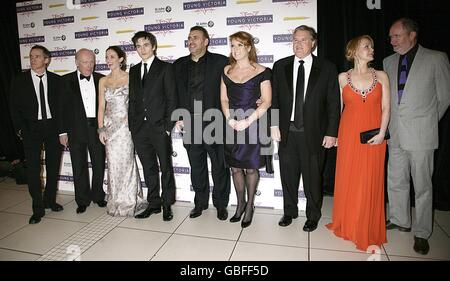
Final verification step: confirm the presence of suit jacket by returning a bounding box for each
[9,70,64,137]
[62,71,104,142]
[383,45,450,150]
[128,57,177,134]
[271,55,340,154]
[173,51,228,113]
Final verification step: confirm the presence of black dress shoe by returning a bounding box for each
[303,220,318,232]
[162,206,173,221]
[135,206,161,219]
[44,202,64,212]
[95,200,107,208]
[241,206,255,228]
[189,206,206,218]
[278,214,298,227]
[413,236,430,255]
[217,208,228,221]
[76,205,87,214]
[29,214,42,224]
[386,220,411,232]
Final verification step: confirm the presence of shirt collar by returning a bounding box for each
[142,55,155,66]
[31,69,46,78]
[295,53,313,65]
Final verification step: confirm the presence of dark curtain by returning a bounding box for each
[318,0,450,210]
[0,0,22,162]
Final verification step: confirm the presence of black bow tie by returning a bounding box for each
[80,74,91,81]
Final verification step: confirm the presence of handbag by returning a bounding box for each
[360,128,390,144]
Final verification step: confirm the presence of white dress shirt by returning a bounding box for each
[31,69,52,120]
[290,53,313,121]
[141,55,155,79]
[77,70,96,118]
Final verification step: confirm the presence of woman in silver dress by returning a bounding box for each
[97,46,146,216]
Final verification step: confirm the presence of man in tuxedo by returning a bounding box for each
[9,45,65,224]
[384,18,450,255]
[271,25,340,232]
[129,31,177,221]
[173,26,230,220]
[60,49,107,214]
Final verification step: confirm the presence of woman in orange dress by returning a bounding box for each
[326,35,390,251]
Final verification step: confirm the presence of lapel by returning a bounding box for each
[133,62,143,90]
[144,57,162,94]
[70,71,88,117]
[403,45,424,96]
[93,72,101,115]
[389,53,400,104]
[304,55,320,103]
[283,56,294,104]
[24,70,39,108]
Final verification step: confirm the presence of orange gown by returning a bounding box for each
[326,79,387,252]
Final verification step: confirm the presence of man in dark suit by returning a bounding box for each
[129,31,177,221]
[173,26,230,220]
[271,26,340,232]
[60,48,107,214]
[9,45,65,224]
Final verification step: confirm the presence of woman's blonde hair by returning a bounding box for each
[227,31,257,73]
[345,35,374,62]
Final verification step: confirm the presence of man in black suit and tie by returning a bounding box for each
[60,48,107,214]
[173,26,230,220]
[271,26,340,232]
[9,45,65,224]
[129,31,177,221]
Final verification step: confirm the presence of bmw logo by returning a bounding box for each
[253,37,260,44]
[94,49,99,55]
[208,21,214,27]
[172,151,178,157]
[166,6,172,12]
[256,190,261,196]
[61,35,66,41]
[31,22,35,28]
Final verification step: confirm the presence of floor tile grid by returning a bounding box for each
[37,214,126,261]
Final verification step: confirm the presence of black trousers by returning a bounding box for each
[69,124,105,207]
[22,120,62,217]
[278,128,324,222]
[184,143,230,209]
[133,121,176,208]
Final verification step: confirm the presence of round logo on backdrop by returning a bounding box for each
[256,190,261,196]
[172,151,178,157]
[94,49,99,55]
[31,22,35,28]
[166,6,172,12]
[253,37,260,44]
[61,35,66,41]
[208,21,214,27]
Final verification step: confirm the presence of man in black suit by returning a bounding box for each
[271,26,340,232]
[9,45,65,224]
[173,26,230,220]
[60,48,107,214]
[129,31,177,221]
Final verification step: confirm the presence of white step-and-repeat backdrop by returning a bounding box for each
[16,0,317,210]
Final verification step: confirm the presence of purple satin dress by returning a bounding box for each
[222,68,271,169]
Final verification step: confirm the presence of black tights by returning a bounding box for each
[230,168,260,222]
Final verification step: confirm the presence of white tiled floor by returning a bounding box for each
[0,177,448,261]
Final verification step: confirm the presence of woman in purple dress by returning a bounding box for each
[220,31,272,228]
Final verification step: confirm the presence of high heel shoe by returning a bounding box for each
[230,203,247,223]
[241,206,255,228]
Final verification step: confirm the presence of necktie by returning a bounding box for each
[37,74,47,120]
[397,56,408,105]
[294,60,305,128]
[80,73,91,81]
[142,63,148,86]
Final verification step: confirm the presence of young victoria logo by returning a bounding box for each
[75,26,108,42]
[107,5,145,22]
[51,47,76,63]
[19,33,45,46]
[16,2,42,16]
[226,12,273,30]
[43,14,75,29]
[144,19,184,36]
[183,0,227,14]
